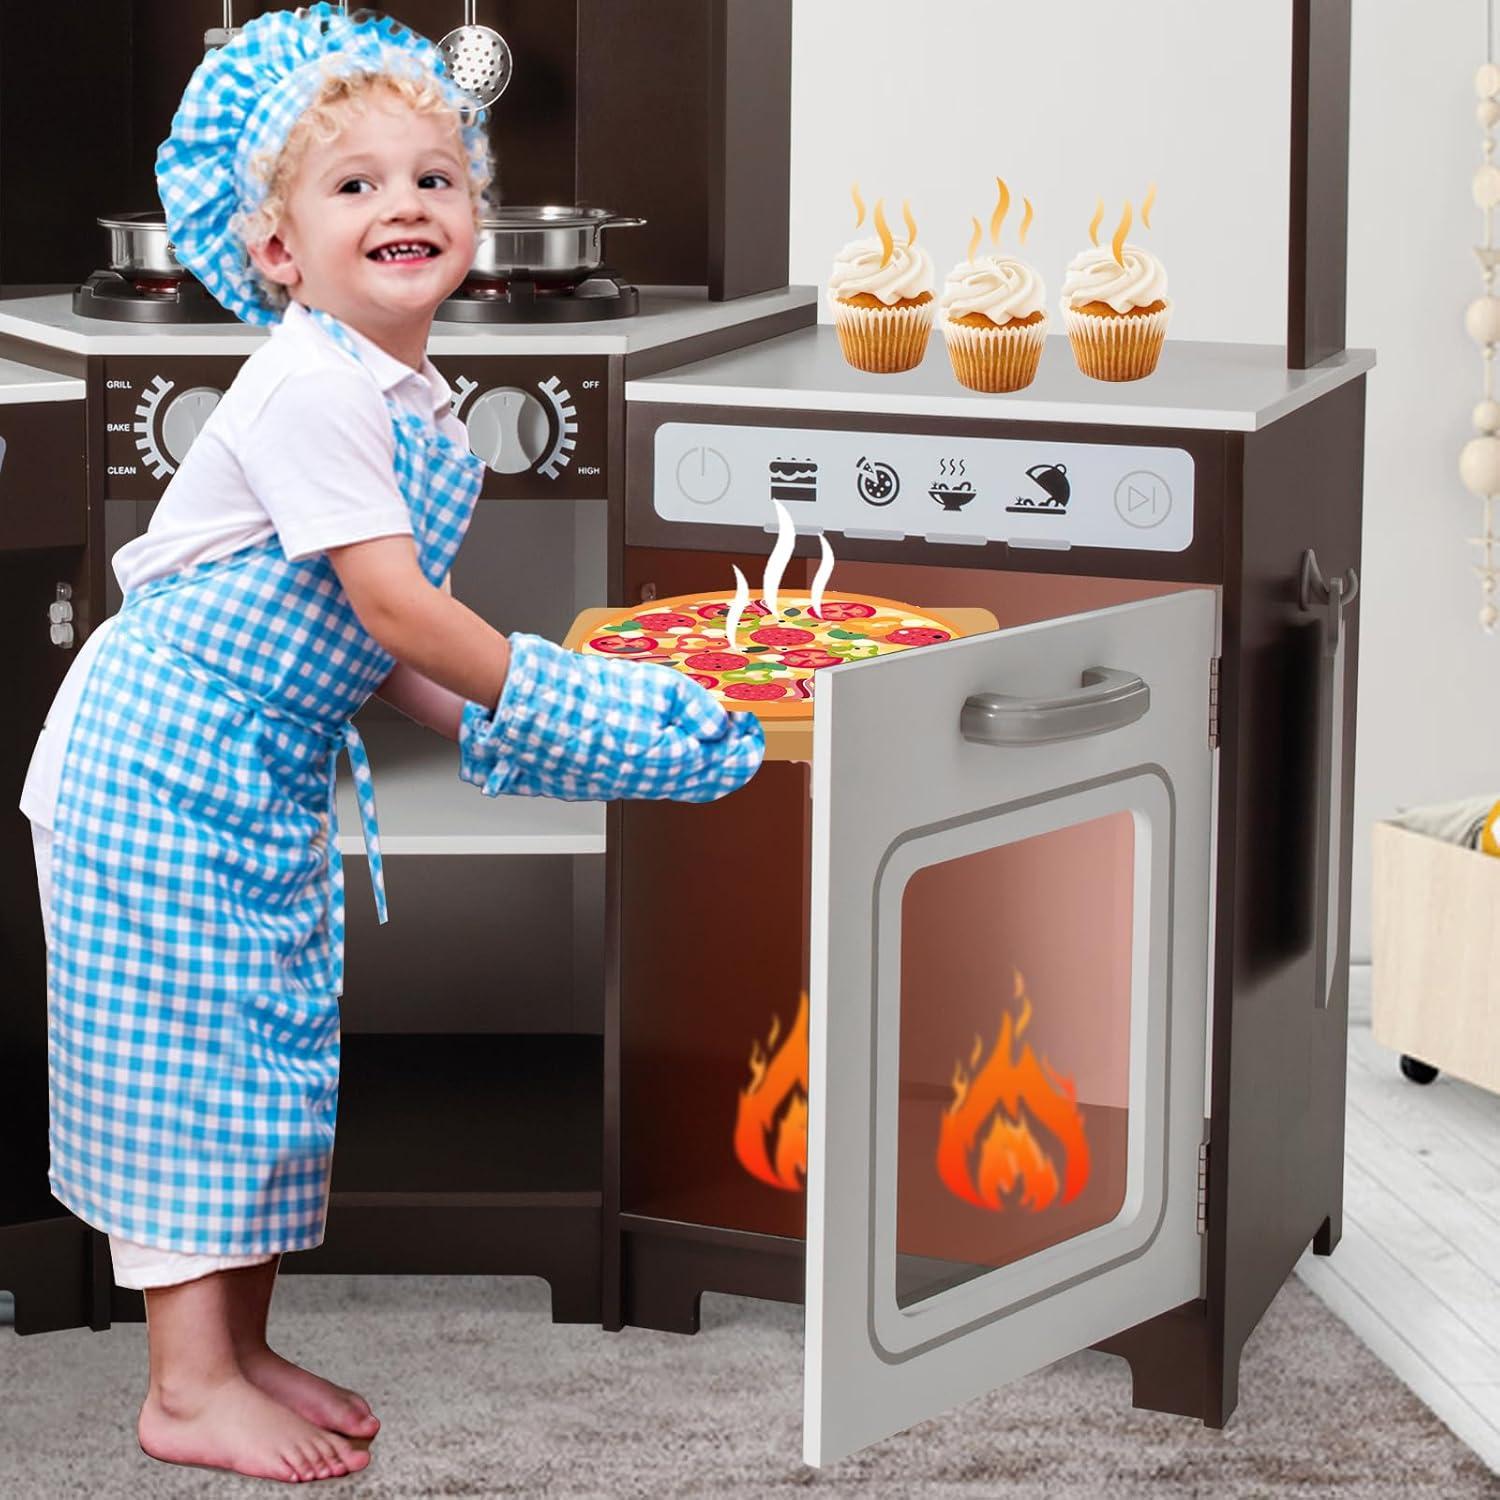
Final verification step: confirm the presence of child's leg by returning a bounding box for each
[34,824,375,1479]
[137,1265,372,1483]
[227,1256,381,1439]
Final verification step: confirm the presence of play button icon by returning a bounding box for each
[1114,470,1172,528]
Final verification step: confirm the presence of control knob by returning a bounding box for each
[466,387,550,475]
[135,377,223,477]
[459,374,578,478]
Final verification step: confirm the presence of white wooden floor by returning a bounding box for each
[1296,966,1500,1475]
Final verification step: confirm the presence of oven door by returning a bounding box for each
[803,588,1216,1465]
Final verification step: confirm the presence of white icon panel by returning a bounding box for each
[653,423,1194,553]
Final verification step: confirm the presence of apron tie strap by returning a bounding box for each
[338,721,388,925]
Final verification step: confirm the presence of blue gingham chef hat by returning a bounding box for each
[157,3,489,325]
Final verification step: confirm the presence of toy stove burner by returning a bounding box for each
[436,267,639,323]
[73,269,237,325]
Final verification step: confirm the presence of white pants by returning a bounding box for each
[30,820,276,1290]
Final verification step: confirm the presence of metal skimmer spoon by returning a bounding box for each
[438,1,513,109]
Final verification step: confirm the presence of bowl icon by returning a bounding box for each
[930,480,975,511]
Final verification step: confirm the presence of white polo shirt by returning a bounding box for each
[20,301,465,828]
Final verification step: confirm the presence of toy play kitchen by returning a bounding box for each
[0,0,1367,1469]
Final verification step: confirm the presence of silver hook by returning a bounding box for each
[1300,549,1360,657]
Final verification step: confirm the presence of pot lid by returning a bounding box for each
[98,211,168,232]
[478,205,644,229]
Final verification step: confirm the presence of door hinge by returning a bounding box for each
[1207,657,1221,749]
[1196,1140,1210,1234]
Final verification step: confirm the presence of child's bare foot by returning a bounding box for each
[137,1369,371,1483]
[239,1346,381,1441]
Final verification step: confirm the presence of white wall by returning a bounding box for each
[788,0,1500,960]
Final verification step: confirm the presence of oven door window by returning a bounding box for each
[804,588,1216,1467]
[891,794,1145,1316]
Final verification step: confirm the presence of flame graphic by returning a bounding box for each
[874,199,894,268]
[733,992,810,1192]
[967,215,982,263]
[851,180,866,227]
[725,565,750,651]
[1088,197,1104,247]
[809,534,834,619]
[990,177,1010,247]
[1142,181,1157,230]
[1111,201,1133,268]
[902,198,918,248]
[724,503,838,635]
[936,971,1090,1213]
[763,499,795,615]
[1019,196,1034,246]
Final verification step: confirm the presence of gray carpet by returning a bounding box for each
[0,1273,1494,1498]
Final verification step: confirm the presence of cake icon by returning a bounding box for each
[769,458,818,502]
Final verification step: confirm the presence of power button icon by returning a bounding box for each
[676,445,732,505]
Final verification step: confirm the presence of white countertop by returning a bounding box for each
[627,326,1377,433]
[0,356,84,404]
[0,285,818,358]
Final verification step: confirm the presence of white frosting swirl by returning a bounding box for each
[827,235,935,304]
[1059,243,1168,314]
[940,254,1046,324]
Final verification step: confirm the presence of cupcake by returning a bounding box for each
[940,180,1048,392]
[827,191,935,374]
[1060,194,1172,381]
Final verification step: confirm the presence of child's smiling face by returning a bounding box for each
[247,84,477,364]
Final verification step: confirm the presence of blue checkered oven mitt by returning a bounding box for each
[459,633,765,803]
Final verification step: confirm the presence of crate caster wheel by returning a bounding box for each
[1399,1054,1439,1085]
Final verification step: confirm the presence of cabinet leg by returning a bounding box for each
[545,1251,603,1325]
[1312,1210,1340,1256]
[622,1242,704,1334]
[624,1293,703,1335]
[1092,1300,1214,1422]
[0,1219,94,1335]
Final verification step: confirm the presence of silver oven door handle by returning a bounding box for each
[960,667,1150,747]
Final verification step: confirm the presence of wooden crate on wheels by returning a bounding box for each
[1371,820,1500,1094]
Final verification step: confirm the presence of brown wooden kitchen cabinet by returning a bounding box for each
[0,341,1369,1467]
[0,0,1371,1468]
[606,357,1366,1461]
[0,370,91,1334]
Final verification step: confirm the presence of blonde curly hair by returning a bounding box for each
[233,67,493,313]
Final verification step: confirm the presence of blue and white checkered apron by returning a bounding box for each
[45,309,483,1254]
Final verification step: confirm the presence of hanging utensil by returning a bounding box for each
[205,1,239,50]
[438,1,513,109]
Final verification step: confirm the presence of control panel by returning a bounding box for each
[439,355,609,499]
[652,422,1194,553]
[99,354,611,502]
[100,357,244,501]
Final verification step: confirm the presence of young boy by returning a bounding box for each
[22,5,762,1484]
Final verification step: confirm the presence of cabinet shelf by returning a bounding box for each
[333,1033,602,1198]
[288,1034,603,1312]
[334,719,605,856]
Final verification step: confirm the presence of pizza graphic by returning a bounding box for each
[577,591,969,719]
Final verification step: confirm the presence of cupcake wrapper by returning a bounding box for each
[942,315,1048,392]
[828,293,934,373]
[1062,301,1172,381]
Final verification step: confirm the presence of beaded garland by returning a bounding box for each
[1463,4,1500,633]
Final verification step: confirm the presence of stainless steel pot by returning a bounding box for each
[100,212,184,277]
[470,206,646,279]
[99,203,648,283]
